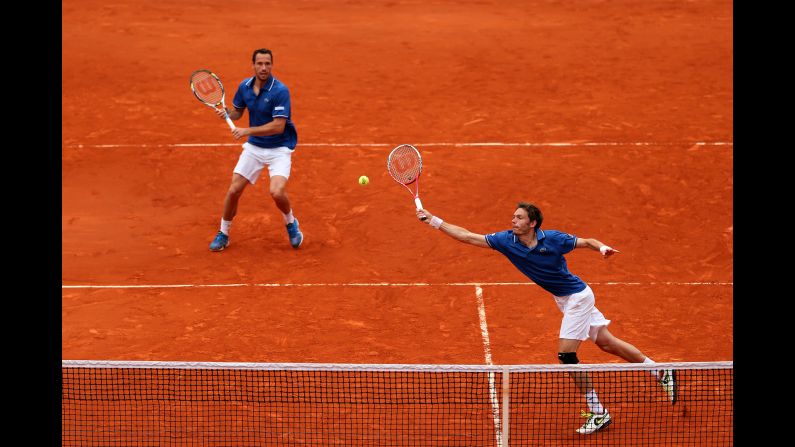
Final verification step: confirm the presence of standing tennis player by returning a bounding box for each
[416,202,677,435]
[208,48,303,251]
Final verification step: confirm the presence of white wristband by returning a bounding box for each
[599,245,612,255]
[430,216,443,229]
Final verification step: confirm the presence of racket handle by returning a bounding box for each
[415,198,427,221]
[224,115,236,130]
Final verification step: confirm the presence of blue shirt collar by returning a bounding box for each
[511,228,545,244]
[244,76,275,91]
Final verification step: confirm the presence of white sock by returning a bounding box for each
[220,219,232,235]
[283,210,295,224]
[643,357,660,379]
[586,389,604,414]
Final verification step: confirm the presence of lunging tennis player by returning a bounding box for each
[416,202,677,435]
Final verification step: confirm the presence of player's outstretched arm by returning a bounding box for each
[575,237,620,258]
[416,208,490,248]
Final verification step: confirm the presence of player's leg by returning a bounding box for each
[558,338,593,397]
[265,147,303,248]
[557,290,594,395]
[269,175,292,215]
[556,286,611,434]
[556,286,599,382]
[558,338,611,434]
[210,144,266,251]
[222,173,251,221]
[591,316,677,403]
[209,174,250,251]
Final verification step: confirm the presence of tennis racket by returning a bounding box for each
[189,69,235,130]
[387,144,427,221]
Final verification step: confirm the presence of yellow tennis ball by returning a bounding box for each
[358,175,369,185]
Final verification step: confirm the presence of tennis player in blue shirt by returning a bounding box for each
[208,48,303,251]
[417,202,677,435]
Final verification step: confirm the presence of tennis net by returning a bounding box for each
[62,360,732,446]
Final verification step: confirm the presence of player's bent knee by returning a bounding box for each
[558,352,579,364]
[228,186,245,197]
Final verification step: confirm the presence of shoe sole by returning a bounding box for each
[669,370,678,405]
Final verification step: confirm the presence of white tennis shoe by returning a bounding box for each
[659,369,678,404]
[576,410,612,434]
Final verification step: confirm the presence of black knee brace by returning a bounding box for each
[558,352,579,364]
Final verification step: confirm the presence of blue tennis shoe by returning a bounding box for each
[286,218,303,248]
[209,231,229,252]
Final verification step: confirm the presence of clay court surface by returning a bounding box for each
[62,0,732,367]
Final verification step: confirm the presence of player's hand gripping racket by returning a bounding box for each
[387,144,427,221]
[189,69,236,130]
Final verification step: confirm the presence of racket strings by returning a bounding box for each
[191,71,224,105]
[388,146,422,185]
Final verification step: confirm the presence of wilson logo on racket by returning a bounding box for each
[393,155,417,177]
[194,78,218,96]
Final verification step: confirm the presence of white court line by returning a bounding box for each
[475,286,495,366]
[475,286,503,447]
[66,141,733,149]
[61,281,733,289]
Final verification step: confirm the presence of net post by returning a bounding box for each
[501,367,510,447]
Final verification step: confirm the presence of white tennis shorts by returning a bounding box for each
[553,285,611,342]
[233,142,294,184]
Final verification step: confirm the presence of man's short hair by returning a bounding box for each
[252,48,273,63]
[517,202,543,228]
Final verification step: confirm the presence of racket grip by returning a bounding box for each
[225,115,236,130]
[415,198,427,221]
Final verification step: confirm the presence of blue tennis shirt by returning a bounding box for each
[232,75,298,149]
[485,229,587,296]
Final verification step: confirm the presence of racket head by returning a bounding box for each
[189,69,225,107]
[387,144,423,185]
